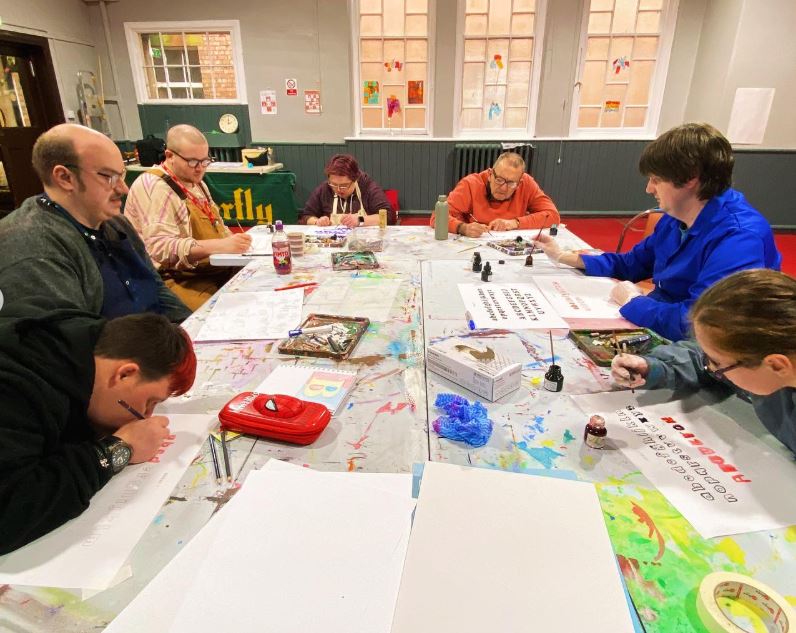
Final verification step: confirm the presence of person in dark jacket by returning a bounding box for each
[0,309,196,555]
[0,123,190,322]
[300,154,396,227]
[611,269,796,456]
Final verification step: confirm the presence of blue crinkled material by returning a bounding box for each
[432,393,493,448]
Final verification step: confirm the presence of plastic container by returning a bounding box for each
[271,220,292,274]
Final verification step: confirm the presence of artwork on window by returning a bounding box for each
[603,100,620,113]
[387,95,401,118]
[489,54,504,70]
[407,81,424,105]
[488,102,502,120]
[384,59,403,72]
[363,81,380,105]
[612,57,630,74]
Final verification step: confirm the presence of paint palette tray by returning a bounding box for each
[569,328,669,366]
[278,314,370,360]
[331,251,379,271]
[306,227,349,248]
[487,239,542,256]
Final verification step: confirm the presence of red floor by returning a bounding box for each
[400,214,796,276]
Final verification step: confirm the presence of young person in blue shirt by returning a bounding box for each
[611,269,796,457]
[535,123,781,341]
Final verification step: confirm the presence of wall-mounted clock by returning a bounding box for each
[219,113,239,134]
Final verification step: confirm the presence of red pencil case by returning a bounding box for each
[218,392,332,445]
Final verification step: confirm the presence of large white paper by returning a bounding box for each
[304,276,402,323]
[727,87,775,145]
[193,289,303,342]
[0,414,215,590]
[533,275,622,319]
[166,467,415,633]
[571,392,796,538]
[458,283,568,330]
[391,462,634,633]
[105,461,411,633]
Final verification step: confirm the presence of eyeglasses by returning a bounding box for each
[328,180,354,192]
[64,164,127,188]
[169,149,214,168]
[490,171,520,189]
[701,352,745,380]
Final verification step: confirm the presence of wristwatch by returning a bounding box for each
[95,436,133,474]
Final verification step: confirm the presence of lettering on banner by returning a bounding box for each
[619,406,748,504]
[551,280,586,312]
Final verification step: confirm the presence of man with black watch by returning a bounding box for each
[0,310,196,555]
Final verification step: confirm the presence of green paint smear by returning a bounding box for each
[597,480,751,632]
[563,429,576,444]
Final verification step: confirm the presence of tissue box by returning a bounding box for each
[426,337,522,401]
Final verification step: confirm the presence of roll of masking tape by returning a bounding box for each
[696,572,795,633]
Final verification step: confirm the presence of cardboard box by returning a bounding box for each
[426,337,522,401]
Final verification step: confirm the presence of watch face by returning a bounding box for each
[219,113,239,133]
[111,443,132,472]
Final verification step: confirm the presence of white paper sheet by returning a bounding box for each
[458,282,568,330]
[193,289,303,342]
[571,392,796,538]
[390,462,634,633]
[166,466,415,633]
[533,275,622,319]
[304,276,402,323]
[727,87,775,145]
[105,461,411,633]
[0,414,215,590]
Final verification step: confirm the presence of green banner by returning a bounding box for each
[125,170,299,226]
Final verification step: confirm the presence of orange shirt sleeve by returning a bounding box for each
[515,177,560,230]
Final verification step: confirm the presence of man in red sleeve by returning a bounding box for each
[431,151,559,238]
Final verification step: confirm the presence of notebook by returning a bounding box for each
[253,365,357,414]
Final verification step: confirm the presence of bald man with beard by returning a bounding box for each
[125,124,251,311]
[0,124,189,321]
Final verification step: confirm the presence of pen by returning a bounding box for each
[288,324,335,337]
[117,399,145,420]
[274,282,318,292]
[622,342,637,394]
[207,435,222,484]
[220,428,232,483]
[465,310,476,331]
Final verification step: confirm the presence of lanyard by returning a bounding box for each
[160,163,218,225]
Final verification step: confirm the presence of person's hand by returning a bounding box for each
[610,280,642,306]
[488,218,519,232]
[339,214,359,228]
[223,233,252,254]
[533,233,563,260]
[610,354,649,389]
[316,216,331,227]
[460,222,489,237]
[114,415,171,464]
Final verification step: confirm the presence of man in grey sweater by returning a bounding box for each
[0,124,189,321]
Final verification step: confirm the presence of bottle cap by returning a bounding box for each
[274,220,283,230]
[589,414,606,427]
[438,194,447,202]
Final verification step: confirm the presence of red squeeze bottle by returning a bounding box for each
[271,220,292,275]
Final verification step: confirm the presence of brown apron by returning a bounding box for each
[150,170,236,312]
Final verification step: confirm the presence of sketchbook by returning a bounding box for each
[254,364,358,414]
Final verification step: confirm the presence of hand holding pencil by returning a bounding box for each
[610,352,649,390]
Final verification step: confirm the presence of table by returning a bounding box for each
[2,227,794,633]
[124,164,300,226]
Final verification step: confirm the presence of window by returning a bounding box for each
[354,0,432,134]
[456,0,546,135]
[125,21,246,103]
[571,0,677,136]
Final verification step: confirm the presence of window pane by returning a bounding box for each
[384,39,405,64]
[406,39,427,61]
[406,0,427,11]
[626,59,653,104]
[361,62,384,82]
[166,66,186,83]
[506,82,530,107]
[154,66,166,83]
[171,87,188,99]
[486,39,509,82]
[383,0,405,36]
[512,13,534,36]
[191,87,205,99]
[514,0,536,10]
[482,85,506,128]
[638,0,661,9]
[189,66,202,83]
[361,40,383,62]
[505,107,528,128]
[361,0,381,12]
[578,107,600,127]
[157,87,169,98]
[362,108,382,128]
[586,37,610,60]
[510,38,534,60]
[624,106,647,126]
[612,0,638,34]
[488,0,512,35]
[460,108,482,129]
[465,39,487,61]
[144,67,158,98]
[588,12,612,34]
[466,0,488,12]
[601,106,622,126]
[406,15,427,36]
[361,15,382,36]
[636,10,660,32]
[405,62,426,82]
[591,0,614,10]
[462,62,485,107]
[465,14,488,36]
[384,94,404,127]
[187,48,200,65]
[405,107,425,128]
[581,61,606,104]
[507,61,531,84]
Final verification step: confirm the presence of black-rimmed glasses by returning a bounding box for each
[701,351,744,380]
[490,171,520,189]
[168,149,214,168]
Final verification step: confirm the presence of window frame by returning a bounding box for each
[350,0,437,137]
[568,0,679,139]
[124,20,247,105]
[452,0,548,139]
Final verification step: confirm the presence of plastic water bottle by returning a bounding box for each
[271,220,292,275]
[434,195,449,241]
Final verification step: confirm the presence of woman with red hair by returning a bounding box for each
[301,154,395,227]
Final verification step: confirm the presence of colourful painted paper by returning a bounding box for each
[490,53,504,70]
[407,81,424,105]
[613,56,631,74]
[387,95,401,118]
[384,59,403,72]
[363,80,380,105]
[488,102,502,120]
[604,100,620,112]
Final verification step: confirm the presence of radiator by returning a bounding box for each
[452,143,535,186]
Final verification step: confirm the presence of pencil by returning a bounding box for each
[207,435,222,484]
[117,399,145,420]
[274,281,318,292]
[220,428,232,483]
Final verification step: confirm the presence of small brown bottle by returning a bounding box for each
[584,414,607,449]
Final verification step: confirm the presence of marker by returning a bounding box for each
[117,399,145,420]
[274,282,318,292]
[465,311,476,331]
[288,324,335,337]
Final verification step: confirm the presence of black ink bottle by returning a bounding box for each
[543,330,564,392]
[584,414,607,449]
[524,254,534,267]
[549,223,559,236]
[472,252,482,272]
[481,261,492,282]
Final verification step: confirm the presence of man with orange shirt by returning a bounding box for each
[430,152,560,238]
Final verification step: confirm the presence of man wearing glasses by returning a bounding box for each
[125,124,251,311]
[431,151,560,238]
[0,124,189,322]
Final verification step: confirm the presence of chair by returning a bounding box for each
[615,209,663,252]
